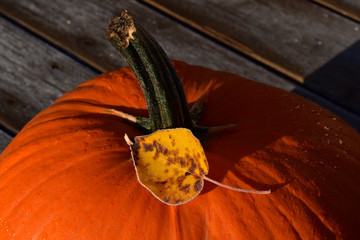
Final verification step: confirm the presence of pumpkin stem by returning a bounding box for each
[203,176,271,194]
[106,10,193,132]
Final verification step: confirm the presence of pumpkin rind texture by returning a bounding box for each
[0,61,360,239]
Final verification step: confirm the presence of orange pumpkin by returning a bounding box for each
[1,11,360,240]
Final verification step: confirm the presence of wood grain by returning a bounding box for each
[0,0,295,90]
[0,17,98,132]
[142,0,360,115]
[0,0,359,134]
[313,0,360,22]
[142,0,360,80]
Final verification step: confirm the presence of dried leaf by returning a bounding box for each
[126,128,209,205]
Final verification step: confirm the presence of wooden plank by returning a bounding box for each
[0,17,98,132]
[142,0,360,81]
[142,0,360,115]
[313,0,360,22]
[0,0,296,91]
[0,1,359,132]
[0,130,12,153]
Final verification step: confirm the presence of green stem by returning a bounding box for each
[106,10,193,132]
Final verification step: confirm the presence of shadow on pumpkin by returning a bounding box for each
[193,80,300,195]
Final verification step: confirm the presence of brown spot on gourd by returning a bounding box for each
[177,175,186,186]
[185,153,196,168]
[185,171,191,176]
[142,142,154,152]
[194,179,202,191]
[164,169,169,173]
[167,157,175,165]
[153,152,159,160]
[179,157,186,166]
[171,149,179,156]
[187,165,195,175]
[171,139,176,147]
[163,148,169,155]
[154,140,166,153]
[191,161,197,170]
[180,184,190,193]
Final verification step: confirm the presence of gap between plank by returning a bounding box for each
[0,123,17,138]
[312,0,360,23]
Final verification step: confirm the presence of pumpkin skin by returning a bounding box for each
[0,61,360,239]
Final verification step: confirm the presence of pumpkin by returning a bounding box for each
[1,11,360,240]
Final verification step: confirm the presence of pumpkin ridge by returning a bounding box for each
[115,181,176,239]
[269,198,308,240]
[29,215,56,240]
[233,156,286,185]
[84,155,133,185]
[0,147,129,211]
[0,118,130,162]
[53,92,146,110]
[0,138,128,191]
[172,206,182,240]
[204,134,349,239]
[0,154,137,239]
[22,115,121,135]
[32,102,146,124]
[2,211,57,240]
[0,163,83,219]
[225,168,274,193]
[245,197,274,238]
[279,193,337,238]
[249,150,346,237]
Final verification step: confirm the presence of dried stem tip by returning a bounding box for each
[106,10,136,48]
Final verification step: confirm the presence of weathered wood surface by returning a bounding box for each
[0,0,294,89]
[0,17,98,133]
[313,0,360,22]
[143,0,360,115]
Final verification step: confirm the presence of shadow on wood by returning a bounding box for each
[304,40,360,115]
[292,40,360,132]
